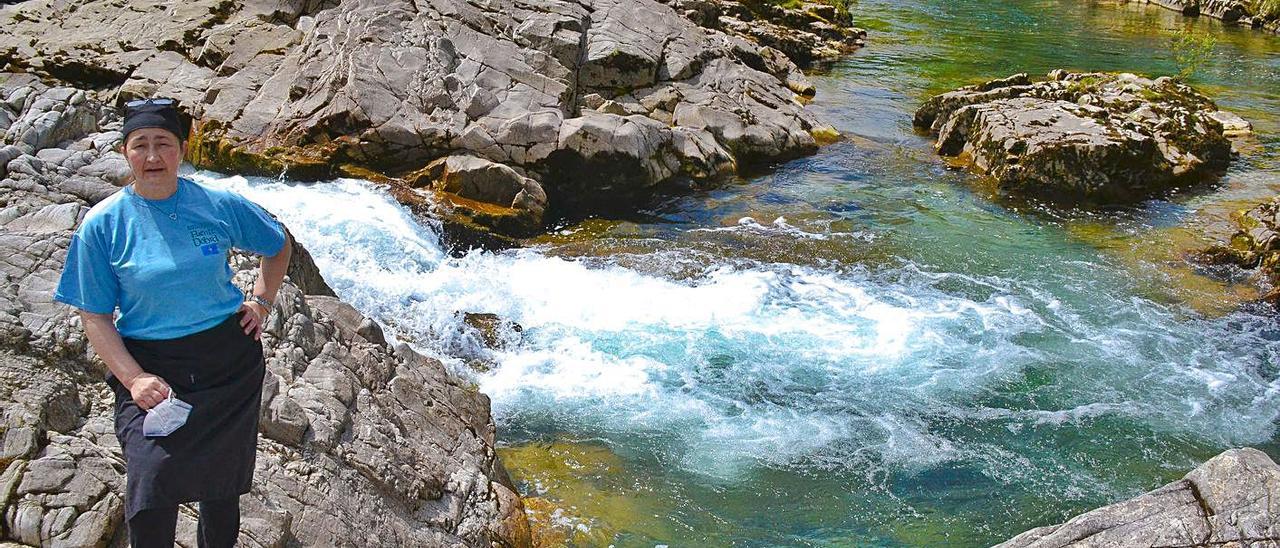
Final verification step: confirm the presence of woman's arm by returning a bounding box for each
[79,310,170,410]
[240,229,293,339]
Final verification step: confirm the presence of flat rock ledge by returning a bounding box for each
[914,70,1246,205]
[1126,0,1280,34]
[0,0,862,244]
[997,447,1280,548]
[0,79,530,546]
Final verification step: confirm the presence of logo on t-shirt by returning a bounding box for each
[188,225,222,256]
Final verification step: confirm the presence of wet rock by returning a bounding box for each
[407,155,548,238]
[914,71,1239,204]
[461,313,523,350]
[997,447,1280,547]
[1193,197,1280,303]
[453,312,524,373]
[1131,0,1280,32]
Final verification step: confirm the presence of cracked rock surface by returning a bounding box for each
[0,0,859,240]
[995,448,1280,548]
[0,78,529,547]
[914,70,1241,205]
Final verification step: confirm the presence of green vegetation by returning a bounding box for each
[1065,75,1106,96]
[1250,0,1280,18]
[1170,28,1217,81]
[764,0,856,24]
[831,0,855,24]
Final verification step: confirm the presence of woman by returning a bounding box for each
[53,98,293,547]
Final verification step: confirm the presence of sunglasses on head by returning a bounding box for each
[124,97,177,110]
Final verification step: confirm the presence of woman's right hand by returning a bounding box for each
[127,373,171,411]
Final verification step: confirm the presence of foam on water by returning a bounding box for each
[194,171,1280,495]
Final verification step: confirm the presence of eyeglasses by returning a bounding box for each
[124,98,177,110]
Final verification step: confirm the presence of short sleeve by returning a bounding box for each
[54,233,120,314]
[225,193,286,256]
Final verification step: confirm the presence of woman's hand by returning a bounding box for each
[127,373,171,411]
[239,301,268,340]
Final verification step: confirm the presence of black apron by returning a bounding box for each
[109,311,265,520]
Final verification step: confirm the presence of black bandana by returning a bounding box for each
[122,102,186,142]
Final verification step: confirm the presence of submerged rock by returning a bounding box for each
[1194,196,1280,303]
[0,78,529,546]
[915,71,1243,205]
[998,447,1280,547]
[0,0,855,241]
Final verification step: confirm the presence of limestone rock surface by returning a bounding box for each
[0,0,861,240]
[996,448,1280,547]
[915,71,1240,204]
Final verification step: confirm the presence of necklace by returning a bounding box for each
[131,181,181,220]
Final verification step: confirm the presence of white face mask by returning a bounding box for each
[143,391,192,437]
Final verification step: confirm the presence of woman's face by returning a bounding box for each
[124,128,183,187]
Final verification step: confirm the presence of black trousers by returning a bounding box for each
[128,496,240,548]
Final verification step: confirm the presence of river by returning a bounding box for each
[192,0,1279,545]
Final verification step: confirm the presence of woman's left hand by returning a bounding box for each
[239,301,269,340]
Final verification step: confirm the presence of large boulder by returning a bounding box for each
[0,79,529,547]
[914,71,1241,204]
[997,447,1280,547]
[0,0,853,240]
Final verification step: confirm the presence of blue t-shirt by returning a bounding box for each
[54,177,287,340]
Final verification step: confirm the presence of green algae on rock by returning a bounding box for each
[1122,0,1280,33]
[914,70,1248,205]
[1194,196,1280,303]
[497,440,679,547]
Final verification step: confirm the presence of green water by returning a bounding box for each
[482,1,1280,546]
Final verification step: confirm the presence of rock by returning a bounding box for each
[0,79,528,547]
[0,146,21,180]
[1131,0,1279,32]
[407,155,548,237]
[1208,109,1253,138]
[1,0,856,242]
[914,71,1239,204]
[1193,197,1280,303]
[76,153,131,187]
[757,46,815,96]
[451,312,524,373]
[996,447,1280,547]
[0,86,98,155]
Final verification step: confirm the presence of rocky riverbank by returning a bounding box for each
[0,0,863,246]
[914,70,1249,205]
[0,78,530,546]
[996,447,1280,547]
[1126,0,1280,33]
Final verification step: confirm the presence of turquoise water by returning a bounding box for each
[197,1,1279,545]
